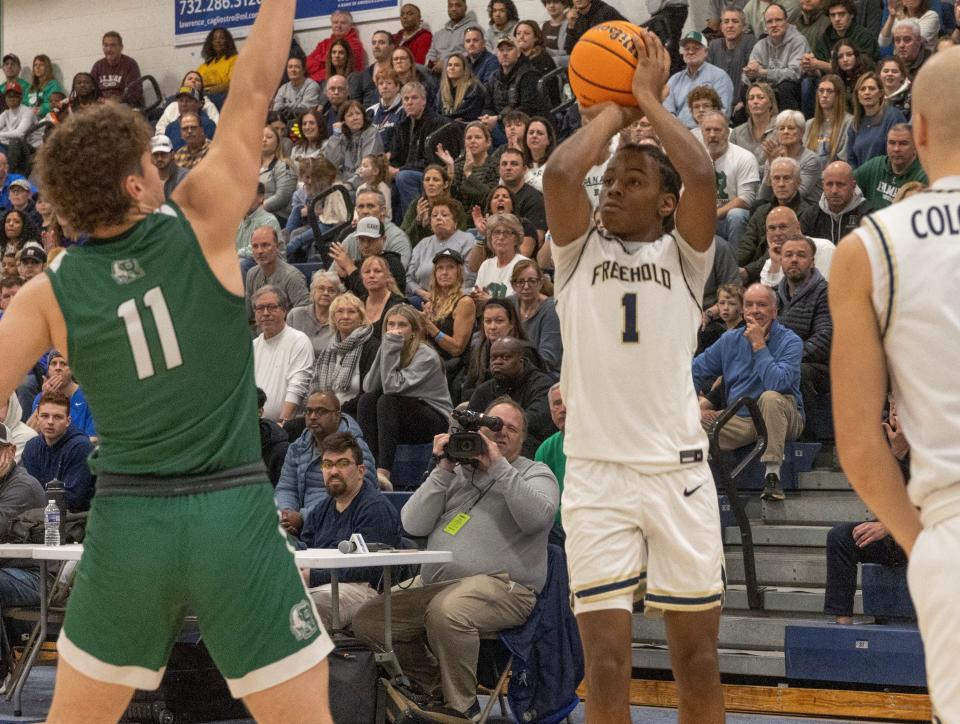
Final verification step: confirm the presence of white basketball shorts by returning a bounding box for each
[562,458,725,616]
[908,512,960,723]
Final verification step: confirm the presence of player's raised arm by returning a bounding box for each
[173,0,295,260]
[544,103,638,247]
[631,31,716,253]
[829,233,922,554]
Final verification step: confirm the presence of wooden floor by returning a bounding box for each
[574,681,932,722]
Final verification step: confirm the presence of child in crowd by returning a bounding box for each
[284,156,349,262]
[354,153,392,217]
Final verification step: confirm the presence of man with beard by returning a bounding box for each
[468,337,555,458]
[297,431,398,629]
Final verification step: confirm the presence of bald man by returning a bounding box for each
[760,206,835,286]
[830,47,960,720]
[468,337,556,458]
[693,282,805,501]
[799,161,873,244]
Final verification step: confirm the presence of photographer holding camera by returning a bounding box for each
[351,397,559,719]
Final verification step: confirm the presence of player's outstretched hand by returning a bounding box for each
[630,29,671,104]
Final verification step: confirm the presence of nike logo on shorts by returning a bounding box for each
[683,484,703,497]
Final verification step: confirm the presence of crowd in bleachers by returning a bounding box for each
[0,0,952,713]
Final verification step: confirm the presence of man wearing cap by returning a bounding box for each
[0,152,29,210]
[334,188,412,269]
[90,31,143,105]
[329,217,406,298]
[16,244,45,282]
[664,31,734,128]
[0,55,27,113]
[173,112,212,170]
[151,135,188,199]
[0,82,34,173]
[481,37,551,131]
[7,178,41,228]
[742,2,809,111]
[164,86,217,151]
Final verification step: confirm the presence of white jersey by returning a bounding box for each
[553,225,714,470]
[855,178,960,509]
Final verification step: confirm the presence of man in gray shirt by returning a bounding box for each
[352,398,558,719]
[244,226,310,325]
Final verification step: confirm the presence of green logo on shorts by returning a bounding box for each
[289,600,319,641]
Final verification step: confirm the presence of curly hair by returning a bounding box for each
[488,0,519,24]
[201,27,238,63]
[686,84,722,113]
[36,104,152,234]
[1,209,41,252]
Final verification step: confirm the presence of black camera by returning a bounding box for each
[445,409,503,463]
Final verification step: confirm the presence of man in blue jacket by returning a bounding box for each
[298,432,399,629]
[275,389,377,536]
[693,283,805,501]
[21,391,95,512]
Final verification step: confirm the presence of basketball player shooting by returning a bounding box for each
[0,1,335,722]
[830,47,960,721]
[544,29,723,724]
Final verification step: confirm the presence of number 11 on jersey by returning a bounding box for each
[622,293,639,343]
[117,287,183,380]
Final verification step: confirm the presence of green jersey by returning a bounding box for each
[46,202,260,479]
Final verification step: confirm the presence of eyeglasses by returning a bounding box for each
[513,278,540,287]
[253,303,282,313]
[490,229,517,238]
[320,459,355,471]
[305,406,338,417]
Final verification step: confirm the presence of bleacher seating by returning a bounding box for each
[862,563,916,620]
[713,441,821,492]
[785,623,926,687]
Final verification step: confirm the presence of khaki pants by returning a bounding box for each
[309,581,379,631]
[352,572,536,712]
[706,391,805,464]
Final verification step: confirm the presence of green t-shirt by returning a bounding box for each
[854,156,928,210]
[46,202,261,478]
[535,431,566,527]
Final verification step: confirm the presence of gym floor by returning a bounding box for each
[0,664,867,724]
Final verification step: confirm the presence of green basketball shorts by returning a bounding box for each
[58,482,333,698]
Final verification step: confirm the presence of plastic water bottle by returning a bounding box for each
[44,500,60,547]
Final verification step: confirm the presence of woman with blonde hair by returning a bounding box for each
[472,212,529,303]
[435,53,486,121]
[260,123,298,224]
[730,82,779,169]
[361,255,405,333]
[311,292,380,414]
[357,304,452,488]
[804,74,853,163]
[420,248,476,367]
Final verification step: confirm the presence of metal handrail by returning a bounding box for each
[124,74,164,119]
[307,184,355,264]
[538,65,576,117]
[709,395,768,610]
[425,120,465,166]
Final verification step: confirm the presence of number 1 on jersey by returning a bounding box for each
[117,287,183,380]
[622,293,639,343]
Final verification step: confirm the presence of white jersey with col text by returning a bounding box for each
[553,225,714,470]
[856,178,960,511]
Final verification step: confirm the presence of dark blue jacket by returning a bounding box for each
[299,484,400,588]
[21,425,95,512]
[468,49,499,85]
[500,545,583,723]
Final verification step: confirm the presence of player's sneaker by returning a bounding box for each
[761,473,785,501]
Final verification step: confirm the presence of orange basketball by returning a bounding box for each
[568,21,644,108]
